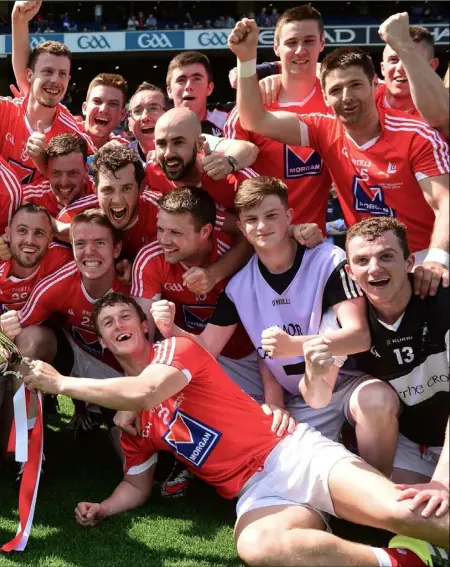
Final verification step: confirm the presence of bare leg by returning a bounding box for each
[391,469,431,484]
[329,457,449,549]
[235,505,381,567]
[348,379,400,477]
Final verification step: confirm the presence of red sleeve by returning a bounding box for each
[121,426,158,475]
[408,124,449,180]
[151,336,211,378]
[45,244,73,273]
[0,160,22,232]
[131,242,165,298]
[223,107,252,141]
[296,113,332,155]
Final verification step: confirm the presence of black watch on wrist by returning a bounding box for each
[226,155,238,173]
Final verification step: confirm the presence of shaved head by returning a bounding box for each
[154,107,201,182]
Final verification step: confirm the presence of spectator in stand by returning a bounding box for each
[225,15,236,28]
[163,24,171,30]
[94,3,102,28]
[101,24,108,31]
[193,21,202,30]
[145,13,157,30]
[204,19,213,29]
[214,16,226,29]
[127,15,138,31]
[269,8,279,27]
[257,7,270,27]
[183,12,193,29]
[137,11,145,30]
[62,12,77,33]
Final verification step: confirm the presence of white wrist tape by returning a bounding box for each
[423,248,450,268]
[237,58,257,78]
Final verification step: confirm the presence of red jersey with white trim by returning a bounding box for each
[145,161,259,210]
[0,242,72,313]
[22,176,95,218]
[296,107,449,252]
[0,157,22,233]
[375,83,421,119]
[19,261,129,370]
[121,336,284,499]
[224,79,332,232]
[0,96,95,185]
[57,190,161,257]
[73,115,128,148]
[131,235,254,360]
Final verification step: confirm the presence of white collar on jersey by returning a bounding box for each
[377,311,405,332]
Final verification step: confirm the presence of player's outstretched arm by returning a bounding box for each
[11,2,41,96]
[379,12,449,137]
[75,466,155,527]
[228,19,301,145]
[326,297,371,356]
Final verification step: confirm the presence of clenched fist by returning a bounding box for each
[182,267,216,296]
[150,300,176,338]
[378,12,412,51]
[75,502,107,527]
[228,18,259,62]
[261,326,300,359]
[0,310,22,340]
[304,336,334,379]
[12,1,42,23]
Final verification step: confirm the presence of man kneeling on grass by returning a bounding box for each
[23,293,449,567]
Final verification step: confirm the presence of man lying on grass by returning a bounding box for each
[23,293,449,567]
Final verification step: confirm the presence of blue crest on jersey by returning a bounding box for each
[72,325,104,356]
[283,146,323,178]
[163,410,221,467]
[352,177,395,217]
[182,305,214,331]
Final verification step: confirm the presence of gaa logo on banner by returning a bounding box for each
[4,34,64,54]
[126,31,184,51]
[64,32,124,52]
[185,30,231,50]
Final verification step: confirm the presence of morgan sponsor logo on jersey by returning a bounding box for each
[352,176,395,217]
[7,158,36,184]
[284,146,323,178]
[182,304,214,331]
[72,325,104,356]
[163,410,221,467]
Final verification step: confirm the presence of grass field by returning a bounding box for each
[0,397,390,567]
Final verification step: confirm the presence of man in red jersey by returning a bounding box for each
[22,292,449,567]
[377,12,449,138]
[0,157,23,234]
[224,5,333,232]
[22,134,94,219]
[2,2,94,185]
[229,20,449,288]
[147,107,259,211]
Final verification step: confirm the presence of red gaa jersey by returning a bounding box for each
[0,157,22,233]
[296,107,449,252]
[121,336,284,499]
[224,78,333,232]
[57,190,161,257]
[0,96,95,185]
[0,242,72,312]
[145,161,259,210]
[73,115,128,149]
[375,83,422,118]
[131,235,254,359]
[22,176,95,218]
[20,262,130,370]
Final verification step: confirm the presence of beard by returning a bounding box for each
[160,147,197,181]
[12,247,46,269]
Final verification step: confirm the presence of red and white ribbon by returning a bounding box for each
[1,385,44,552]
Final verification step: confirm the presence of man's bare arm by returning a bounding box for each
[214,138,259,169]
[12,1,41,95]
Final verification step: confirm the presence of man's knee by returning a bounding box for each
[236,528,276,567]
[16,325,57,361]
[350,379,400,424]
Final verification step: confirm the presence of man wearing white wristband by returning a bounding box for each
[228,19,449,298]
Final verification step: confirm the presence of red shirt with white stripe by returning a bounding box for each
[121,336,284,499]
[22,176,95,218]
[19,261,129,370]
[0,96,95,185]
[0,157,22,234]
[131,236,254,360]
[296,107,449,252]
[145,161,259,210]
[224,79,332,232]
[375,83,422,119]
[0,242,72,312]
[57,190,161,258]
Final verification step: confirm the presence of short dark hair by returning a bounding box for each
[275,5,324,43]
[130,82,170,111]
[409,25,435,57]
[234,177,289,215]
[10,203,52,228]
[28,41,72,71]
[70,208,122,246]
[87,73,128,106]
[46,133,88,164]
[91,144,145,187]
[92,292,146,336]
[158,187,216,231]
[166,51,213,85]
[320,47,376,89]
[346,217,410,260]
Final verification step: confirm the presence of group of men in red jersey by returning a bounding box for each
[0,1,449,566]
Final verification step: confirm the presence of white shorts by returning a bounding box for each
[393,432,442,479]
[236,422,356,521]
[63,331,123,379]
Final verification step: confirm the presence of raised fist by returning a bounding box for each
[228,19,259,62]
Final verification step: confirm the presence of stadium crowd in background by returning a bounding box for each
[0,1,448,566]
